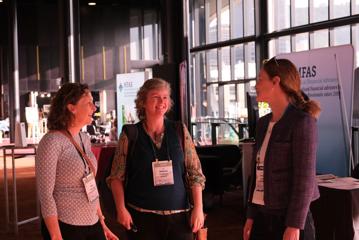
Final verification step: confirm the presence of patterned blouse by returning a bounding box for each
[36,131,99,226]
[107,123,205,189]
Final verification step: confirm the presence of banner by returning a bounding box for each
[279,45,354,176]
[116,72,145,133]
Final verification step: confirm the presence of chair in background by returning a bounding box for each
[195,144,242,206]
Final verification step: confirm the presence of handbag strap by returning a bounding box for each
[57,130,97,176]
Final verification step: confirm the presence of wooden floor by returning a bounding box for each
[0,163,244,240]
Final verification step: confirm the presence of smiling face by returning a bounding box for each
[144,87,170,118]
[67,90,96,128]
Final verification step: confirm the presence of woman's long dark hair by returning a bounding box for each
[263,57,321,119]
[47,83,89,130]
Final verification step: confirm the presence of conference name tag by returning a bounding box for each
[152,160,174,186]
[82,172,99,202]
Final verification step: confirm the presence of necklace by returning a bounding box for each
[143,122,165,148]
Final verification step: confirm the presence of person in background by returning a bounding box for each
[86,120,98,136]
[107,78,206,240]
[36,83,118,240]
[109,118,118,141]
[243,57,321,240]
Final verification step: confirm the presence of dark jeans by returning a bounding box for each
[250,210,316,240]
[41,219,106,240]
[127,207,193,240]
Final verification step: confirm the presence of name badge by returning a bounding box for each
[82,172,99,202]
[152,160,174,186]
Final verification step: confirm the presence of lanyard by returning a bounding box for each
[65,130,90,175]
[148,130,171,161]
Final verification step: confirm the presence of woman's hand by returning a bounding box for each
[101,223,119,240]
[116,207,133,230]
[243,218,253,240]
[191,206,205,233]
[283,227,300,240]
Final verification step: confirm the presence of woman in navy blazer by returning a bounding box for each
[243,58,321,240]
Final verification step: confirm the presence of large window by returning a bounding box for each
[189,0,359,145]
[190,0,256,145]
[267,0,359,69]
[191,0,255,47]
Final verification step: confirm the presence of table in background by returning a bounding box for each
[311,177,359,240]
[91,143,117,181]
[1,144,38,235]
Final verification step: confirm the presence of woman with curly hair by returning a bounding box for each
[36,83,118,240]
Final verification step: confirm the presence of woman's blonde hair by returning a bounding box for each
[135,78,173,120]
[262,57,321,119]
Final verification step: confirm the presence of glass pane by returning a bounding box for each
[219,0,230,41]
[245,42,256,78]
[224,84,237,117]
[275,0,290,30]
[353,25,359,67]
[244,0,255,36]
[206,0,217,44]
[310,0,328,23]
[191,0,205,47]
[293,32,309,52]
[190,54,196,112]
[223,84,246,116]
[206,49,218,82]
[276,36,291,54]
[231,0,243,38]
[268,39,276,57]
[310,29,329,49]
[331,26,351,46]
[143,10,158,60]
[232,44,244,79]
[237,84,246,110]
[267,0,275,32]
[190,52,206,120]
[353,0,359,14]
[130,9,141,60]
[330,0,350,19]
[221,47,231,81]
[207,84,219,117]
[292,0,308,26]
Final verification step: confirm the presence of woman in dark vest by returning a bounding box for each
[107,78,206,240]
[243,58,321,240]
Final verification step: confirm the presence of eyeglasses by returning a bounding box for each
[262,57,280,67]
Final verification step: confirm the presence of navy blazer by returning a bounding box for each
[247,104,320,229]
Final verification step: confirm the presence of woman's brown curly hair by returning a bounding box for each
[47,83,90,130]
